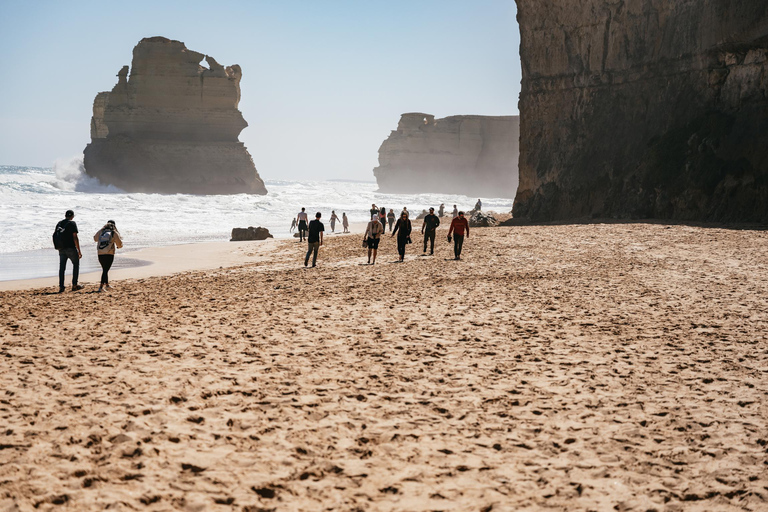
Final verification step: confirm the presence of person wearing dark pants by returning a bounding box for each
[297,208,309,242]
[421,207,440,255]
[54,209,82,292]
[304,212,324,267]
[94,220,123,293]
[391,211,412,262]
[448,211,470,260]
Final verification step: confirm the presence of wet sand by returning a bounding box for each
[1,222,767,511]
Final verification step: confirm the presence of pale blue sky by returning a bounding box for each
[0,0,520,180]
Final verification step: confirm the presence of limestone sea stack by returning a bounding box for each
[373,113,519,198]
[514,1,768,222]
[83,37,267,195]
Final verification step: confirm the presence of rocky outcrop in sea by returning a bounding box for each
[83,37,267,195]
[374,113,519,198]
[514,1,768,222]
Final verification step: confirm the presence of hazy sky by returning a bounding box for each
[0,0,520,181]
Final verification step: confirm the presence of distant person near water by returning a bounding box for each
[474,198,482,211]
[448,211,470,260]
[438,203,445,217]
[452,205,458,218]
[421,207,440,255]
[379,206,387,231]
[290,218,297,233]
[52,209,83,292]
[392,211,412,262]
[297,208,309,242]
[387,209,395,232]
[370,204,379,220]
[342,212,349,233]
[93,220,123,293]
[330,211,340,233]
[304,212,324,267]
[364,214,385,264]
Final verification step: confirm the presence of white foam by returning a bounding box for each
[0,164,514,256]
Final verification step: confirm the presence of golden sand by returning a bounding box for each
[1,222,767,511]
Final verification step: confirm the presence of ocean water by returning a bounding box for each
[0,159,514,281]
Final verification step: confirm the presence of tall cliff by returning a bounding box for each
[83,37,267,195]
[373,113,519,198]
[514,1,768,222]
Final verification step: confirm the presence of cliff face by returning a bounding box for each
[514,1,768,222]
[373,113,519,198]
[83,37,266,195]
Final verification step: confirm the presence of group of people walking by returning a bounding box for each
[53,209,123,293]
[296,202,473,267]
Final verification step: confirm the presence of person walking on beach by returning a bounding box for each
[452,205,458,218]
[290,218,297,233]
[387,209,395,232]
[474,198,482,211]
[364,214,385,264]
[330,211,340,233]
[342,212,349,233]
[304,212,324,267]
[421,207,440,255]
[378,206,387,231]
[438,203,445,217]
[447,211,470,260]
[297,208,309,242]
[53,209,83,292]
[370,204,379,220]
[391,211,412,262]
[93,220,123,293]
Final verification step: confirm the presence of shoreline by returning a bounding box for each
[0,222,371,292]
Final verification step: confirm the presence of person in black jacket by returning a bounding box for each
[421,207,440,255]
[54,209,83,292]
[391,211,412,262]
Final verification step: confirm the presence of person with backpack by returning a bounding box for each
[53,209,83,293]
[364,213,385,264]
[391,211,412,262]
[93,220,123,293]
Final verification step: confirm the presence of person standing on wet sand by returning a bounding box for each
[304,212,324,267]
[330,211,340,233]
[342,212,349,233]
[452,204,458,218]
[391,211,412,262]
[297,208,309,242]
[387,209,395,232]
[438,203,445,217]
[53,209,83,292]
[364,214,385,264]
[93,220,123,293]
[421,207,440,255]
[447,211,470,260]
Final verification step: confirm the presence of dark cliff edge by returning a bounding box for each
[374,113,519,198]
[83,37,267,195]
[513,1,768,222]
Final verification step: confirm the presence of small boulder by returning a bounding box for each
[231,226,273,241]
[469,211,498,227]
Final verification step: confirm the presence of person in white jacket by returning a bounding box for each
[93,220,123,293]
[364,214,385,264]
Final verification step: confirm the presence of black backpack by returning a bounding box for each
[52,220,69,250]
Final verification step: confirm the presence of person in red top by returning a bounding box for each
[447,211,470,260]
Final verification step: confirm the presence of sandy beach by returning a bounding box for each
[1,222,767,511]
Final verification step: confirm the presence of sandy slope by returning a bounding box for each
[1,222,767,511]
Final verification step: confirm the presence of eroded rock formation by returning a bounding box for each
[373,113,519,198]
[84,37,267,195]
[514,1,768,222]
